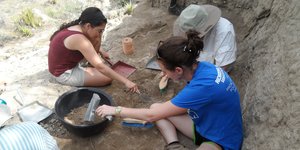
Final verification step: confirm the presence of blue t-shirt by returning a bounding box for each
[171,62,243,150]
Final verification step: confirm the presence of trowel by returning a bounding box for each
[84,93,112,123]
[84,93,101,122]
[145,56,161,70]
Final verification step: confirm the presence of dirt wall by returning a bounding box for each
[185,0,300,149]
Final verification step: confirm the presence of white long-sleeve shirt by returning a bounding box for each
[174,17,237,67]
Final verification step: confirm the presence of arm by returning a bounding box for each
[99,47,110,59]
[214,23,237,67]
[64,34,138,92]
[221,63,234,73]
[91,37,101,53]
[95,101,187,122]
[90,36,109,59]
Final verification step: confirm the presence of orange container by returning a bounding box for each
[122,37,134,55]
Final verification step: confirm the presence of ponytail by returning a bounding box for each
[50,19,80,40]
[156,30,203,70]
[185,30,203,60]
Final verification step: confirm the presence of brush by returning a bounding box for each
[121,118,154,128]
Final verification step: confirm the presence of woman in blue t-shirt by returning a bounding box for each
[96,30,243,150]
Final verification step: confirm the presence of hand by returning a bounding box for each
[159,71,167,78]
[125,80,140,93]
[91,38,101,53]
[96,105,116,118]
[100,49,110,60]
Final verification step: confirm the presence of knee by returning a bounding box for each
[103,77,113,86]
[197,142,222,150]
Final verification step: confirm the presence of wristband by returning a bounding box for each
[115,106,122,115]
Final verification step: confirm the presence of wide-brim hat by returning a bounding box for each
[173,4,221,37]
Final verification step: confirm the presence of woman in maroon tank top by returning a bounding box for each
[48,7,139,93]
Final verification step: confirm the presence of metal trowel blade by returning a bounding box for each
[84,93,101,122]
[138,93,152,101]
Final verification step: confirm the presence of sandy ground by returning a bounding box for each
[2,0,299,150]
[0,0,197,149]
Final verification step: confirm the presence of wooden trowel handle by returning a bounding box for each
[159,75,169,90]
[104,58,113,66]
[122,118,147,125]
[99,52,113,66]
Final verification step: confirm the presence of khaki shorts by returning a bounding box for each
[54,64,85,86]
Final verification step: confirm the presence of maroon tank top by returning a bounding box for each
[48,29,84,77]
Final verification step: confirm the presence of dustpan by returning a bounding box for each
[111,61,136,78]
[103,58,136,78]
[17,101,53,122]
[15,90,53,123]
[145,56,161,70]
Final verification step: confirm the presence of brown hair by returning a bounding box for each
[50,7,107,40]
[156,30,203,71]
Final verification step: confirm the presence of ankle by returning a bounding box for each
[168,141,179,145]
[165,142,188,150]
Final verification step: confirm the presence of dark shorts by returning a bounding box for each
[193,124,224,149]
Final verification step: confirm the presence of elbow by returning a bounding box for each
[144,103,164,122]
[144,113,159,122]
[95,63,108,73]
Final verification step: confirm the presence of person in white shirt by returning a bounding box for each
[0,122,59,150]
[173,4,237,72]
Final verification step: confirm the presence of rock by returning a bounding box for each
[267,108,283,127]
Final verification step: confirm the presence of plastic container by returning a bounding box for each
[55,87,115,137]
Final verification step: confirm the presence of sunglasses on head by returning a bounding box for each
[156,40,164,59]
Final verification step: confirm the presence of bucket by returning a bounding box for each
[55,87,115,137]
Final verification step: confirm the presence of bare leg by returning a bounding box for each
[168,114,194,139]
[156,114,193,144]
[83,67,112,86]
[156,119,179,144]
[196,142,222,150]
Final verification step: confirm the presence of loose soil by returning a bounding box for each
[64,103,106,125]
